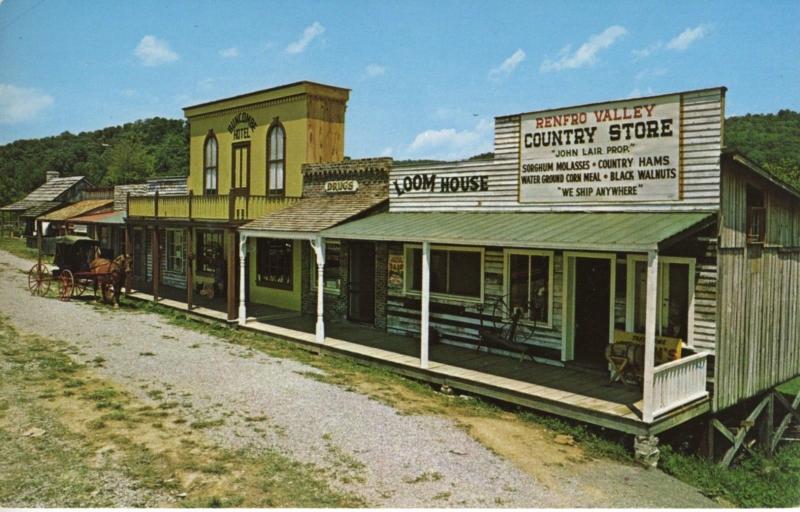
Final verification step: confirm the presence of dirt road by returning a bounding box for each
[0,248,717,507]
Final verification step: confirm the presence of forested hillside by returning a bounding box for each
[0,118,187,205]
[724,109,800,189]
[1,110,798,206]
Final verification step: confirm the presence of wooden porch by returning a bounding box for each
[242,314,710,435]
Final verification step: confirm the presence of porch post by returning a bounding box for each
[420,241,431,369]
[238,234,247,326]
[186,227,193,310]
[311,236,326,343]
[152,227,160,302]
[36,219,43,266]
[124,224,132,296]
[226,229,236,321]
[642,250,659,423]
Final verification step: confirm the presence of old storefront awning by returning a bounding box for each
[69,210,126,225]
[321,211,715,252]
[38,200,113,222]
[239,196,387,240]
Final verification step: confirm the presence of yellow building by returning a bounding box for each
[126,81,350,319]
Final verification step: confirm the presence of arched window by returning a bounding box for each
[267,122,285,196]
[203,132,218,195]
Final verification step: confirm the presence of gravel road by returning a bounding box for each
[0,249,717,508]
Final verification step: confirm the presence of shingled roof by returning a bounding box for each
[240,195,387,235]
[20,201,64,219]
[1,176,87,212]
[38,199,113,222]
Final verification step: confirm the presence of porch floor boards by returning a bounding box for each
[243,315,651,428]
[123,291,709,434]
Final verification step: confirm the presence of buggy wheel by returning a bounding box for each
[73,278,87,297]
[27,263,51,296]
[59,269,74,301]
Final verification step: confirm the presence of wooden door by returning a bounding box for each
[573,257,611,364]
[348,242,375,323]
[231,142,250,193]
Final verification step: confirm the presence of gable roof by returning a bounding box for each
[24,176,87,202]
[20,201,64,219]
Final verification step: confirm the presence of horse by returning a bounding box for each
[89,254,133,307]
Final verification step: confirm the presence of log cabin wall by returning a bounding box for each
[715,158,800,411]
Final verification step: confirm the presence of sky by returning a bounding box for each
[0,0,798,160]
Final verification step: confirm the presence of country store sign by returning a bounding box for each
[519,95,681,203]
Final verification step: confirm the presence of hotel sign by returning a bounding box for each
[519,95,681,203]
[228,112,257,141]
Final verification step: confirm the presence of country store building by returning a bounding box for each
[122,83,800,460]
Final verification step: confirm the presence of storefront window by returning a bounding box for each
[506,250,552,324]
[257,239,293,289]
[310,240,341,293]
[196,230,223,274]
[166,230,185,272]
[405,245,482,300]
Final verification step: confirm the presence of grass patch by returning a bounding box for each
[403,471,443,484]
[0,315,363,508]
[777,376,800,396]
[189,419,225,430]
[0,237,39,262]
[660,443,800,507]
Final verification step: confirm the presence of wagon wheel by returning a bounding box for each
[59,269,75,302]
[72,277,87,297]
[27,263,51,296]
[489,297,536,344]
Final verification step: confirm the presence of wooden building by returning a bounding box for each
[125,81,350,319]
[237,87,799,453]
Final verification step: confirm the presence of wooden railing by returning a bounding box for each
[128,192,298,222]
[651,351,710,417]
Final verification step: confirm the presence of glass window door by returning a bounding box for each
[232,142,250,192]
[628,257,694,343]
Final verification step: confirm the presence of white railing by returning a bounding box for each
[651,351,710,418]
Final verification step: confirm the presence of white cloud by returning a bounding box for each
[134,35,178,66]
[667,24,710,51]
[286,22,325,54]
[365,64,386,77]
[380,147,393,157]
[0,84,53,123]
[635,67,667,81]
[541,25,627,72]
[632,41,662,60]
[219,47,239,58]
[488,48,526,81]
[405,118,493,160]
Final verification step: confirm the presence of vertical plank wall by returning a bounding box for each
[715,161,800,411]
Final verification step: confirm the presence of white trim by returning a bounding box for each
[403,243,485,303]
[420,241,430,369]
[501,248,555,329]
[239,228,317,240]
[642,250,659,423]
[309,239,342,295]
[561,251,616,362]
[626,254,696,346]
[237,235,247,326]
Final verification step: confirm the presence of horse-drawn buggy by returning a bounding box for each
[27,235,131,306]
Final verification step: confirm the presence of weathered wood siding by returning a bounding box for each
[385,236,716,361]
[390,88,724,213]
[715,160,800,411]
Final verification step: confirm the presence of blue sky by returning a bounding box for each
[1,0,798,159]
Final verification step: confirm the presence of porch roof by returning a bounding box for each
[239,196,387,240]
[68,210,126,225]
[38,199,113,222]
[321,211,715,252]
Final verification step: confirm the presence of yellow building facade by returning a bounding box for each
[126,81,350,319]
